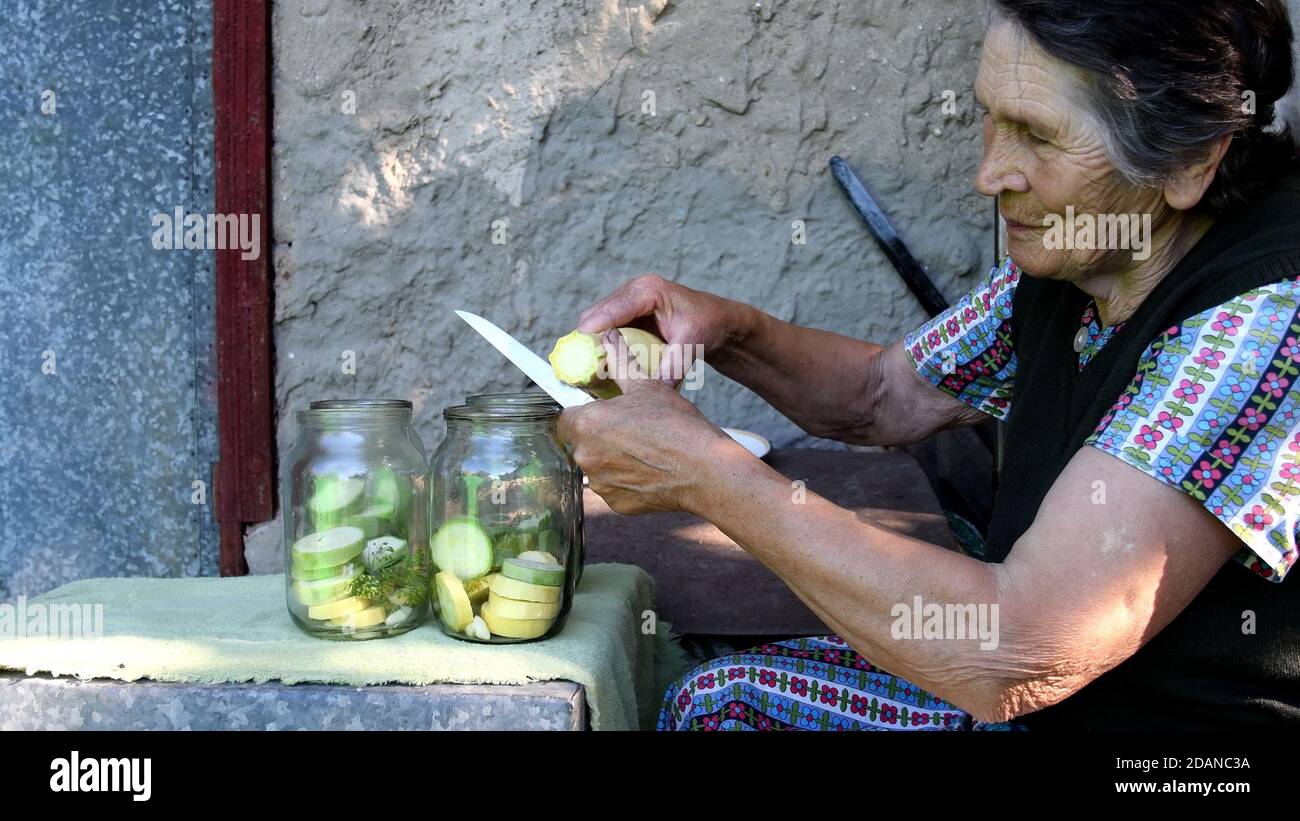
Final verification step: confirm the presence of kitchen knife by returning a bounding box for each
[455,311,760,454]
[455,310,596,408]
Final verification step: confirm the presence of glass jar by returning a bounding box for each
[282,399,429,640]
[466,391,585,587]
[428,403,578,643]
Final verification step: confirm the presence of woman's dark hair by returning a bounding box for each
[990,0,1299,214]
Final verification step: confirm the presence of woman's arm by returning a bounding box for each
[686,441,1237,721]
[715,311,989,445]
[560,337,1240,722]
[574,275,986,447]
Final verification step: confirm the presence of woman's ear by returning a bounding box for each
[1163,136,1233,210]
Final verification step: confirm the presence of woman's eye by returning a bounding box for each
[1025,128,1051,146]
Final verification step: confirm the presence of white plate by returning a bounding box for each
[723,427,772,459]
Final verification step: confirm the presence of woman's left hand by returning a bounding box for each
[557,330,744,516]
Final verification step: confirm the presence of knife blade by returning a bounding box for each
[455,311,596,408]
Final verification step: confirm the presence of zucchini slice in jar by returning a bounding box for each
[500,557,565,587]
[430,517,494,581]
[434,571,474,632]
[308,475,366,530]
[291,526,366,572]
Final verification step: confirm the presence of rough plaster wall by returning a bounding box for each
[271,0,990,462]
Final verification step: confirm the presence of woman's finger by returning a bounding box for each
[600,329,653,394]
[577,277,660,333]
[657,340,699,385]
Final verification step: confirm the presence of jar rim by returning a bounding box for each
[309,399,412,410]
[465,390,561,408]
[443,403,559,422]
[298,398,413,427]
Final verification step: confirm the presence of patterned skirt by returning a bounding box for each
[658,634,1020,731]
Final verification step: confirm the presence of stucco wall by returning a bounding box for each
[269,0,991,457]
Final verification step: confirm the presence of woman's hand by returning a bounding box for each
[574,274,899,447]
[576,274,751,384]
[557,329,749,515]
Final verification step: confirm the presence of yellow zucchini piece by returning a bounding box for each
[481,600,553,639]
[489,574,563,604]
[331,605,386,629]
[548,327,666,395]
[308,595,370,620]
[486,592,561,621]
[435,570,474,632]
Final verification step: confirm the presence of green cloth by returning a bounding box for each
[0,563,677,731]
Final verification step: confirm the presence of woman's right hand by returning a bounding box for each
[575,274,749,383]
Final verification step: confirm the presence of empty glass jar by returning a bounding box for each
[466,391,585,586]
[428,403,578,643]
[283,399,429,640]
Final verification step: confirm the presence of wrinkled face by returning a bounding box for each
[974,20,1168,280]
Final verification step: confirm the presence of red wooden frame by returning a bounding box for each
[212,0,273,575]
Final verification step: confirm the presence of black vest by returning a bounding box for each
[985,175,1300,730]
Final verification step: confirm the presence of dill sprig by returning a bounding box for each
[349,561,427,609]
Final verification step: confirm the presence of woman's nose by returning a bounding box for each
[975,123,1030,197]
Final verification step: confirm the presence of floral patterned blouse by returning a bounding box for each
[904,257,1300,582]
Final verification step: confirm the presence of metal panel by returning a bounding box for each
[0,1,217,597]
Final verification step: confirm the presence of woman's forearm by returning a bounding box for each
[684,439,1016,719]
[712,306,888,444]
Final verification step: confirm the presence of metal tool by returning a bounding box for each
[828,156,999,466]
[829,155,950,317]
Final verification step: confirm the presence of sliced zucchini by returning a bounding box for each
[434,570,474,632]
[293,571,359,606]
[486,592,561,621]
[431,517,494,581]
[332,605,387,629]
[342,502,395,539]
[516,550,560,566]
[371,467,412,522]
[307,595,370,621]
[500,557,565,587]
[489,574,563,604]
[308,475,366,529]
[291,526,365,572]
[290,558,362,582]
[481,600,552,639]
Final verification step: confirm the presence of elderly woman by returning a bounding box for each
[558,0,1300,730]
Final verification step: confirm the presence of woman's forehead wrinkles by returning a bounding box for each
[977,24,1093,126]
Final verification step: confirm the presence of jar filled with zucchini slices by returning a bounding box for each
[428,403,578,643]
[465,391,584,587]
[283,399,430,639]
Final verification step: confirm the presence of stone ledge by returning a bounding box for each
[0,673,586,731]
